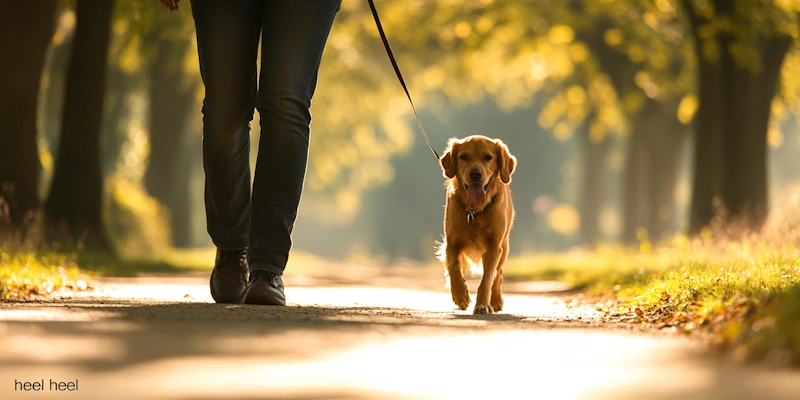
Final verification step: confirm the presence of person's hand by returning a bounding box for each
[159,0,180,11]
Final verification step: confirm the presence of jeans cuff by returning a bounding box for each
[249,264,284,276]
[209,234,249,252]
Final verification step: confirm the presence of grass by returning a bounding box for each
[505,233,800,365]
[0,246,217,299]
[0,246,347,299]
[75,248,341,276]
[0,250,91,299]
[75,247,215,276]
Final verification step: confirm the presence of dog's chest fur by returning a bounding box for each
[446,200,504,247]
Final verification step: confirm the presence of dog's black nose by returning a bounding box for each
[469,168,482,182]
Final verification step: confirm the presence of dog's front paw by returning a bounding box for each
[490,297,504,313]
[451,284,470,311]
[473,304,494,315]
[491,299,503,312]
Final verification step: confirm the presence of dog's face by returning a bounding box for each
[440,135,516,204]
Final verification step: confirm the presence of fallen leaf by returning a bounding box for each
[661,292,671,301]
[635,307,644,317]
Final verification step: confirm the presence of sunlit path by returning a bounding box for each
[2,273,800,400]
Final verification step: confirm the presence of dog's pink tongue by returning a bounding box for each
[467,183,486,204]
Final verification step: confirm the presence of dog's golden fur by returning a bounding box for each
[439,135,516,314]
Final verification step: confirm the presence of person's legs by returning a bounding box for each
[192,0,262,250]
[191,0,262,303]
[248,0,341,277]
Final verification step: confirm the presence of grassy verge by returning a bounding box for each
[0,247,217,300]
[505,235,800,365]
[75,247,215,276]
[74,248,343,276]
[0,245,347,300]
[0,251,91,299]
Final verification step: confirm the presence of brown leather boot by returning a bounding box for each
[210,248,247,303]
[243,271,286,306]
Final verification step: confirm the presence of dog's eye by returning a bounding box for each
[484,155,493,161]
[459,154,468,161]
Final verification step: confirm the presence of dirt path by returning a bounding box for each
[1,267,799,400]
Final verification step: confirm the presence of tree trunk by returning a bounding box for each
[718,37,791,231]
[144,38,195,247]
[40,24,74,200]
[0,1,56,233]
[170,147,194,247]
[684,0,725,234]
[577,22,687,243]
[687,57,723,234]
[685,0,792,233]
[578,115,609,246]
[622,100,688,243]
[646,103,689,242]
[577,27,646,243]
[45,0,114,249]
[621,124,645,243]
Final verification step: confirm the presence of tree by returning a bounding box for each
[682,0,796,233]
[141,8,197,247]
[503,1,693,243]
[46,0,115,248]
[578,113,611,245]
[0,1,56,235]
[571,7,691,243]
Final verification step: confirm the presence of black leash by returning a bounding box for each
[367,0,440,161]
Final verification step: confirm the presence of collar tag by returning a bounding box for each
[467,211,475,225]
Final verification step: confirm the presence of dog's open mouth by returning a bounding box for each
[464,178,491,204]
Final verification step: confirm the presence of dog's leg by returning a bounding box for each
[474,247,500,314]
[490,245,508,312]
[446,245,470,310]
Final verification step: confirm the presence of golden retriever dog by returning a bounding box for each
[438,135,516,314]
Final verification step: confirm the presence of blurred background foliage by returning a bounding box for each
[1,0,800,263]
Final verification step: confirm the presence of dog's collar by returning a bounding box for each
[464,193,497,225]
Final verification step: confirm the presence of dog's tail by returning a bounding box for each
[462,255,483,277]
[435,238,451,288]
[435,237,446,263]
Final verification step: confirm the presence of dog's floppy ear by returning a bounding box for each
[495,139,516,184]
[440,138,460,179]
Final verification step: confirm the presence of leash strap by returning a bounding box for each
[367,0,440,161]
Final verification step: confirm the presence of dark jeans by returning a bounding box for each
[190,0,340,275]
